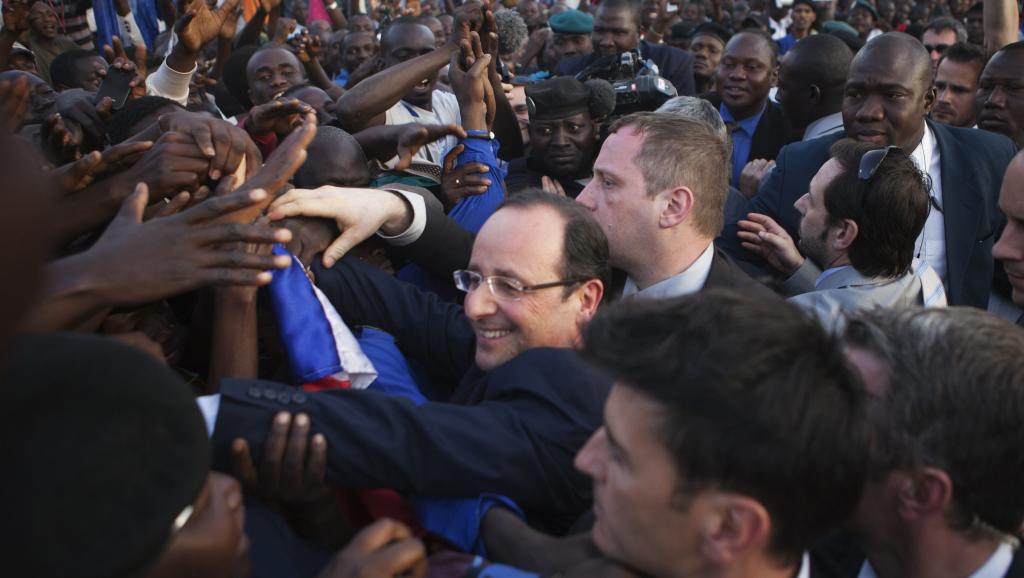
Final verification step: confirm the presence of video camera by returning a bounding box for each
[573,50,677,116]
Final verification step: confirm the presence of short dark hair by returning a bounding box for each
[938,41,986,69]
[583,290,869,565]
[609,112,730,237]
[501,190,611,296]
[49,49,99,90]
[924,16,968,43]
[732,28,779,64]
[844,307,1024,537]
[822,139,931,278]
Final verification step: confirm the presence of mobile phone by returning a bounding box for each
[94,67,134,110]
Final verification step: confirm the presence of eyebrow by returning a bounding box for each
[605,424,630,466]
[846,81,912,91]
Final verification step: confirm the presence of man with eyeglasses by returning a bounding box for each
[723,33,1017,309]
[207,190,614,536]
[738,140,946,329]
[921,17,968,73]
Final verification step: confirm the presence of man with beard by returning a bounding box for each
[738,140,945,329]
[725,33,1017,309]
[975,42,1024,148]
[929,42,985,128]
[505,76,614,198]
[688,23,729,95]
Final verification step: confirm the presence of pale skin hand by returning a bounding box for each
[268,186,413,268]
[317,519,427,578]
[541,175,567,196]
[738,158,774,200]
[736,212,805,276]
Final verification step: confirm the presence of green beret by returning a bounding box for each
[550,10,594,35]
[823,19,860,37]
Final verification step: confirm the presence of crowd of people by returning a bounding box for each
[1,0,1023,575]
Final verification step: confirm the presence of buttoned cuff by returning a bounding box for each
[375,188,426,246]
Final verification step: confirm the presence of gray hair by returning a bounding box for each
[656,96,729,141]
[924,16,968,43]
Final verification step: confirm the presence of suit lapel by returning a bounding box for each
[931,120,982,304]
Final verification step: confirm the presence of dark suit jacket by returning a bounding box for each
[505,156,586,198]
[702,93,799,165]
[555,40,696,97]
[718,120,1018,308]
[211,256,611,535]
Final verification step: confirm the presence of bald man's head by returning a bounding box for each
[294,126,370,188]
[842,33,936,151]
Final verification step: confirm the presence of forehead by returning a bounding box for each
[936,58,981,83]
[533,111,592,126]
[344,32,375,49]
[248,48,300,73]
[849,48,923,89]
[29,3,53,15]
[922,28,957,42]
[385,24,435,51]
[999,156,1024,217]
[470,205,567,278]
[982,50,1024,79]
[724,33,772,63]
[691,34,724,49]
[595,7,636,29]
[810,157,843,199]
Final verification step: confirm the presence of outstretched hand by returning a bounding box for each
[736,212,804,276]
[317,519,427,578]
[175,0,242,53]
[395,123,467,171]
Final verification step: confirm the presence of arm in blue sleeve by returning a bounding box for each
[448,136,506,234]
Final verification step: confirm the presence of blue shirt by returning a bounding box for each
[719,102,767,186]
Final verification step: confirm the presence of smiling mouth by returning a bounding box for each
[477,328,512,340]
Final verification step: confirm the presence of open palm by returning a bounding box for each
[175,0,241,53]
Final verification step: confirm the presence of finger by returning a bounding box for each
[322,226,373,268]
[102,140,154,165]
[103,44,116,63]
[346,519,415,555]
[306,433,327,487]
[57,150,101,189]
[215,0,241,20]
[357,539,428,578]
[442,144,464,173]
[231,438,260,488]
[112,35,126,59]
[215,174,239,197]
[260,412,292,495]
[454,174,490,187]
[759,230,795,252]
[468,53,491,80]
[180,188,269,224]
[202,268,275,286]
[95,97,114,118]
[282,413,310,495]
[200,248,293,271]
[113,182,150,225]
[192,222,294,247]
[736,231,765,245]
[444,124,468,139]
[151,191,191,219]
[735,219,764,234]
[214,121,239,179]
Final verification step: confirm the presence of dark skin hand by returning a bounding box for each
[154,111,263,180]
[40,112,84,165]
[51,140,153,193]
[168,0,241,73]
[316,519,427,578]
[0,64,29,133]
[103,36,148,96]
[440,144,490,209]
[247,97,314,137]
[55,89,114,152]
[394,123,467,170]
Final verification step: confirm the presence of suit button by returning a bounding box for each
[293,393,307,404]
[248,387,262,399]
[263,389,278,401]
[278,393,292,404]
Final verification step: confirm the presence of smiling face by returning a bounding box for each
[381,23,438,110]
[715,32,777,120]
[992,154,1024,306]
[529,111,597,178]
[592,5,640,57]
[462,205,588,371]
[842,39,933,149]
[28,2,59,39]
[975,49,1024,147]
[574,384,709,577]
[246,47,306,106]
[930,57,982,128]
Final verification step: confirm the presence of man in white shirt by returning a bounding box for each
[840,306,1024,578]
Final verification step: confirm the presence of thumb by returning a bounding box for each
[322,228,366,268]
[114,182,150,226]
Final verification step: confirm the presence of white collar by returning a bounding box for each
[796,552,810,578]
[909,123,936,174]
[623,242,716,299]
[803,112,844,141]
[857,542,1015,578]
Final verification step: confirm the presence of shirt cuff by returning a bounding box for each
[145,59,196,107]
[376,188,426,246]
[196,394,221,438]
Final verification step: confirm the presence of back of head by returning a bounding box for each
[583,290,869,566]
[494,8,529,56]
[609,112,729,238]
[786,34,853,98]
[49,48,97,90]
[656,95,729,142]
[501,189,612,293]
[844,307,1024,538]
[0,332,210,578]
[381,17,432,52]
[823,139,931,278]
[925,16,968,43]
[294,125,370,188]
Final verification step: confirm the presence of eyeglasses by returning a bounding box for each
[923,43,951,54]
[453,269,584,301]
[858,145,902,181]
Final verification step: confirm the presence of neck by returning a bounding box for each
[629,232,712,291]
[863,522,1004,578]
[695,75,713,94]
[726,98,767,122]
[901,121,927,152]
[677,554,800,578]
[792,27,810,38]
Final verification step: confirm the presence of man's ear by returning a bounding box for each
[575,278,605,321]
[897,467,954,521]
[922,84,937,115]
[700,494,773,565]
[660,186,695,229]
[808,84,823,107]
[833,218,859,251]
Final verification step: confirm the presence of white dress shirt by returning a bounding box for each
[803,112,844,141]
[857,542,1015,578]
[621,242,715,299]
[909,125,948,287]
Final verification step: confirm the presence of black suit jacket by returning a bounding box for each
[555,40,696,97]
[505,157,586,198]
[702,93,799,165]
[719,121,1018,308]
[211,257,612,535]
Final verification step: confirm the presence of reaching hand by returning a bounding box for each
[85,183,293,307]
[541,175,567,196]
[273,17,298,44]
[317,519,427,578]
[0,74,30,133]
[395,123,467,171]
[232,412,330,503]
[55,89,114,151]
[738,158,774,200]
[268,186,412,268]
[51,140,153,193]
[40,112,84,165]
[158,111,263,180]
[248,98,314,136]
[448,33,491,130]
[174,0,242,53]
[440,144,489,207]
[736,212,804,276]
